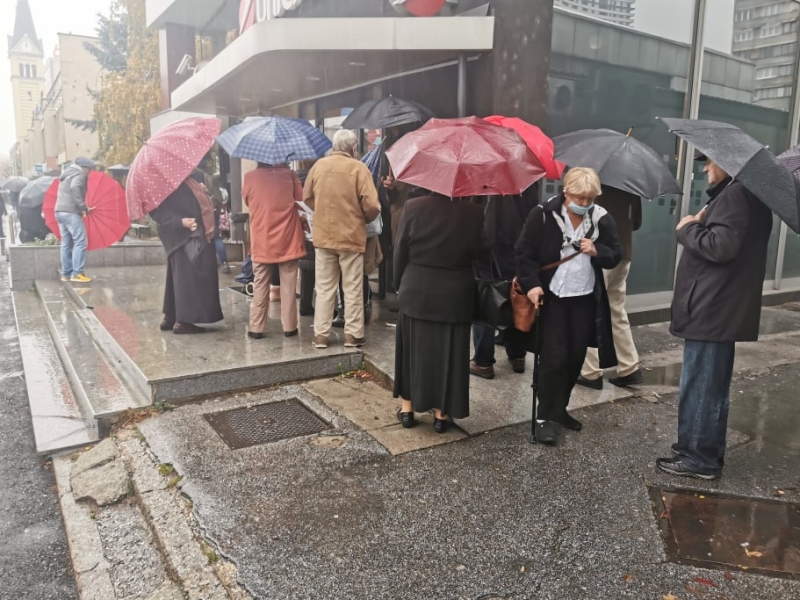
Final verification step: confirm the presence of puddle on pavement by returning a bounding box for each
[641,364,682,387]
[650,486,800,579]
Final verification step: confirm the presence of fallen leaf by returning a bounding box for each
[520,566,525,573]
[699,495,705,499]
[693,577,718,587]
[724,571,735,581]
[684,584,704,596]
[623,574,634,583]
[775,489,786,497]
[663,595,678,600]
[745,548,763,558]
[659,510,669,520]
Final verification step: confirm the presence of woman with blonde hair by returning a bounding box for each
[515,167,622,445]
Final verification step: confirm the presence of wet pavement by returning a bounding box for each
[136,334,800,599]
[0,267,78,598]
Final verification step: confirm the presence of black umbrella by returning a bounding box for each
[2,176,30,193]
[341,96,435,130]
[18,176,55,208]
[661,118,800,233]
[553,129,682,199]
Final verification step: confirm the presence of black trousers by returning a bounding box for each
[536,292,595,422]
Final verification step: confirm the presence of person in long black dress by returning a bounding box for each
[149,177,223,334]
[393,193,487,433]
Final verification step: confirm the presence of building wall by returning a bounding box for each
[9,36,45,142]
[58,34,102,164]
[555,0,636,27]
[732,0,799,109]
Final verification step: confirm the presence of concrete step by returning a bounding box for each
[60,270,363,404]
[12,290,99,455]
[36,281,151,428]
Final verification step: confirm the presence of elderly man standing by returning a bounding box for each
[55,156,94,283]
[303,129,381,349]
[657,156,773,480]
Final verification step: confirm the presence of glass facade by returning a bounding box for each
[547,0,800,298]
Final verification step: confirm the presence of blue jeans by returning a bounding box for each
[472,324,526,367]
[676,340,736,475]
[214,210,227,265]
[55,212,88,277]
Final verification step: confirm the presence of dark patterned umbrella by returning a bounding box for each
[360,145,382,184]
[662,118,800,233]
[777,145,800,181]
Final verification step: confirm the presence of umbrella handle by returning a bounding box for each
[529,318,542,443]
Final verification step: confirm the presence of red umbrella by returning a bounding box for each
[126,117,221,220]
[44,171,131,251]
[484,115,565,180]
[384,116,546,197]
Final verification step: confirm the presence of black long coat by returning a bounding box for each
[671,179,773,343]
[515,195,623,367]
[394,195,487,324]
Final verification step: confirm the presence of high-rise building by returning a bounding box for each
[554,0,636,27]
[732,0,800,109]
[7,0,45,143]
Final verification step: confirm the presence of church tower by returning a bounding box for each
[8,0,44,143]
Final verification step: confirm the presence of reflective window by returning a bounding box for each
[547,1,696,294]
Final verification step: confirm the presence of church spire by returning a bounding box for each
[8,0,43,54]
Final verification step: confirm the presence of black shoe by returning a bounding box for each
[609,369,644,387]
[284,329,298,338]
[299,308,314,317]
[247,331,264,340]
[576,375,603,390]
[533,421,559,445]
[173,323,206,334]
[656,457,719,480]
[160,318,175,331]
[509,358,526,374]
[397,410,416,429]
[332,316,345,329]
[562,412,583,431]
[433,417,450,434]
[670,443,724,468]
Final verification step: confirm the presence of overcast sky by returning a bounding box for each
[0,0,110,157]
[634,0,735,53]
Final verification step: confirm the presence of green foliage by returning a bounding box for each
[85,9,129,71]
[66,118,98,134]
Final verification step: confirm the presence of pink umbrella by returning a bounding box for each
[484,116,565,180]
[126,117,221,219]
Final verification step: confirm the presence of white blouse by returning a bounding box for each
[548,205,595,298]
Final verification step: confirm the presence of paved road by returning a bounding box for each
[0,265,78,599]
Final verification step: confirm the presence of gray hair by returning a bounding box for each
[332,129,358,153]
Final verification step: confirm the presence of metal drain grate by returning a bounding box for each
[203,399,331,449]
[649,485,800,579]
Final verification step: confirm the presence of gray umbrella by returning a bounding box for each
[661,117,800,233]
[18,176,55,208]
[2,176,30,193]
[553,129,681,199]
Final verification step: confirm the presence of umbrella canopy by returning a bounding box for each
[484,116,565,180]
[384,116,546,197]
[776,145,800,181]
[44,171,131,250]
[18,176,56,208]
[2,176,30,192]
[216,116,331,164]
[661,117,800,233]
[126,117,221,220]
[361,145,382,184]
[341,96,435,130]
[553,128,681,199]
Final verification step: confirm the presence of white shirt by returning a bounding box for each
[548,205,595,298]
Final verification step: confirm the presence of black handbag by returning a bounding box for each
[473,254,514,330]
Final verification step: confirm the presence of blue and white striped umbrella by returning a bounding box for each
[361,145,382,184]
[217,116,332,164]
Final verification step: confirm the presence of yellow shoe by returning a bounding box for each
[70,273,92,283]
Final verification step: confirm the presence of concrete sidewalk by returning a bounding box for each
[57,307,800,599]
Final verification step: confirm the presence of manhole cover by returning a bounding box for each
[649,486,800,579]
[203,399,331,449]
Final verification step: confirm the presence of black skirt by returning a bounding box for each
[163,241,224,325]
[393,313,471,419]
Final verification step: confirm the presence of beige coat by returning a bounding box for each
[302,151,381,253]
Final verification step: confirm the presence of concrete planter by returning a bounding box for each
[8,242,166,291]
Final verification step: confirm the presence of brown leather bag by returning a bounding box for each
[510,253,582,332]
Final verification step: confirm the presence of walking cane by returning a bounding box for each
[529,316,542,444]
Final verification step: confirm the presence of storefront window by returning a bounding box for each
[546,2,696,295]
[700,0,799,282]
